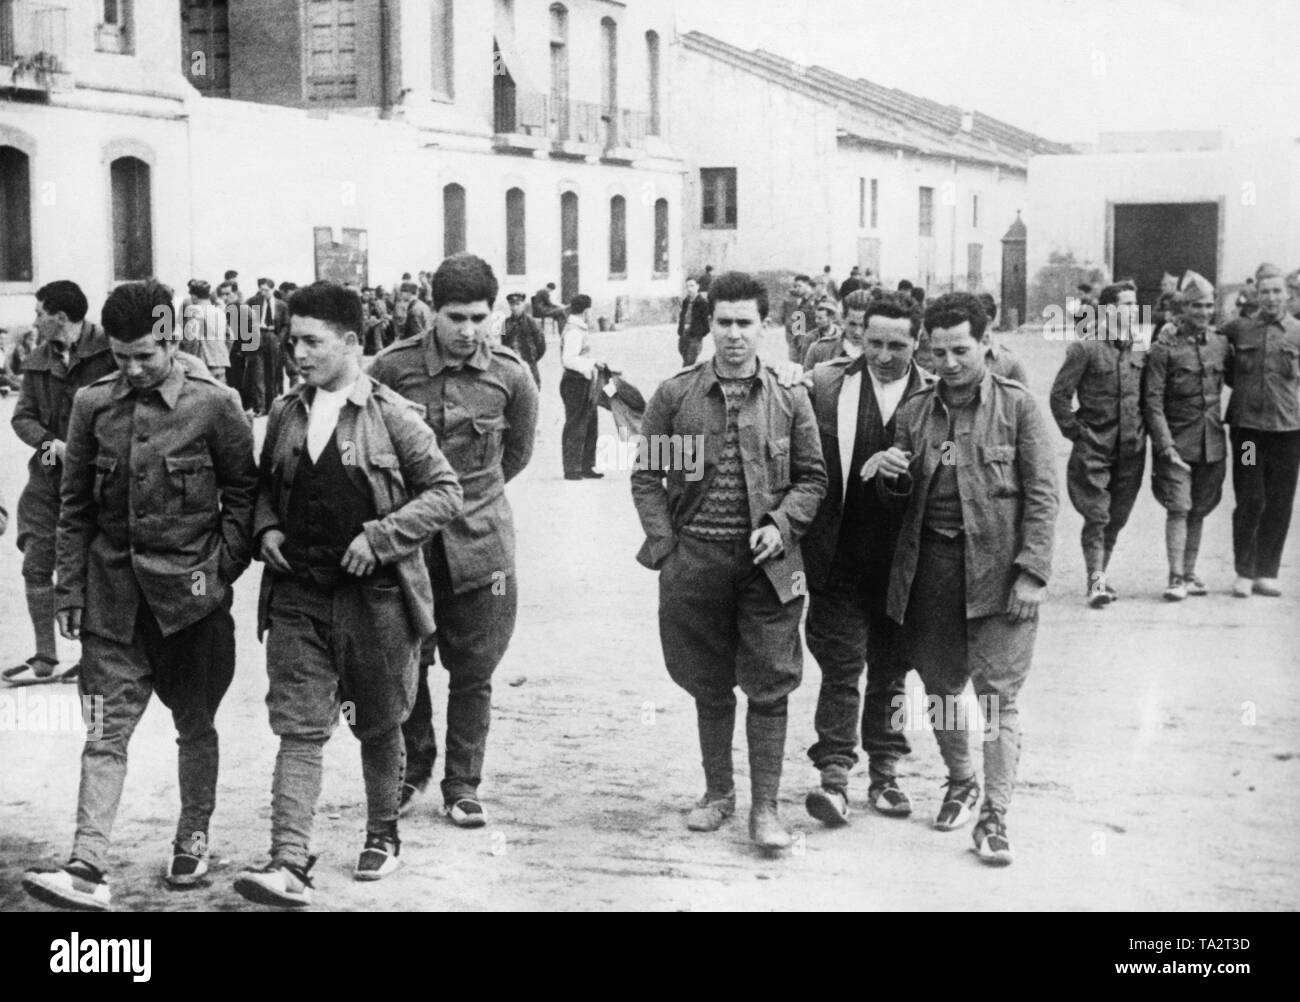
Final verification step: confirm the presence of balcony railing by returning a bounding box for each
[494,88,651,155]
[0,1,69,69]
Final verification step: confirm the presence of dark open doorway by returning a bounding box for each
[1111,202,1219,311]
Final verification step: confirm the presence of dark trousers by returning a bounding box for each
[659,534,803,707]
[805,566,911,786]
[263,576,420,867]
[560,370,599,476]
[402,551,518,805]
[1230,427,1300,579]
[903,534,1037,817]
[678,335,703,367]
[73,594,235,872]
[1066,443,1146,574]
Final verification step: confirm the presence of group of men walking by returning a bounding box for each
[635,277,1055,865]
[1050,265,1300,606]
[15,256,538,911]
[6,253,1297,910]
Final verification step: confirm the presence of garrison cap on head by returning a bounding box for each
[1178,270,1215,303]
[506,292,527,303]
[1255,262,1284,283]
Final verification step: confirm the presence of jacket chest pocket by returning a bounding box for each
[1233,343,1260,376]
[1269,345,1300,380]
[166,453,217,514]
[767,438,790,489]
[1169,364,1202,398]
[471,414,510,466]
[980,444,1018,498]
[93,455,119,508]
[369,452,405,509]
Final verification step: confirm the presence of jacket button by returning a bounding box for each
[137,473,146,482]
[137,433,149,443]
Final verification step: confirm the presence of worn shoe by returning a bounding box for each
[233,858,315,908]
[563,473,584,481]
[1162,575,1188,602]
[1104,583,1119,601]
[164,840,209,888]
[23,860,111,911]
[354,832,401,881]
[1184,573,1207,596]
[868,778,913,818]
[1087,572,1112,608]
[444,798,487,828]
[934,775,981,831]
[749,800,792,851]
[398,782,423,818]
[972,813,1015,866]
[581,470,605,479]
[1253,578,1282,597]
[686,790,736,831]
[804,786,850,827]
[2,656,60,687]
[1232,576,1253,598]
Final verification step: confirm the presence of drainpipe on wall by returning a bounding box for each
[950,159,958,291]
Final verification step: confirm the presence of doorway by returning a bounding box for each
[1111,202,1219,310]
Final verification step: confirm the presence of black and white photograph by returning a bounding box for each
[0,0,1295,945]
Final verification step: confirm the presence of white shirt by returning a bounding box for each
[306,382,353,462]
[869,369,909,427]
[561,315,596,378]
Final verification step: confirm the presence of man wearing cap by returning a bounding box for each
[677,277,711,367]
[1050,282,1146,608]
[801,300,845,370]
[1222,263,1300,598]
[500,292,546,387]
[977,294,1029,386]
[1143,272,1227,600]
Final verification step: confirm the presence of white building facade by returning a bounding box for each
[0,0,686,330]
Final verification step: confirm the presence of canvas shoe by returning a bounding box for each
[868,778,913,817]
[933,775,981,831]
[233,857,315,908]
[353,832,401,882]
[444,797,487,828]
[1162,575,1188,602]
[804,785,850,827]
[1252,578,1281,597]
[22,860,111,911]
[1232,576,1253,598]
[972,812,1015,867]
[1184,573,1207,596]
[1087,572,1112,608]
[164,839,209,888]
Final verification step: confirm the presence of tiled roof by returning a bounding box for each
[682,31,1074,170]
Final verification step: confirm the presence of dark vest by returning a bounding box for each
[282,433,391,588]
[832,366,903,583]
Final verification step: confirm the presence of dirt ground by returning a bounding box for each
[1,321,1297,912]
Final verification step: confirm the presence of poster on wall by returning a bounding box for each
[314,226,368,287]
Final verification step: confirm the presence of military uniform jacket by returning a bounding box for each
[254,374,465,638]
[880,371,1058,622]
[1222,311,1300,432]
[55,360,257,641]
[1143,320,1228,463]
[1049,332,1147,457]
[631,359,828,604]
[11,323,116,481]
[368,334,539,594]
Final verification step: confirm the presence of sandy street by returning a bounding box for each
[1,321,1297,912]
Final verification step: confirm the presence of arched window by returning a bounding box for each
[443,183,466,257]
[608,195,627,278]
[653,198,669,276]
[505,187,526,276]
[111,156,152,280]
[600,17,618,146]
[646,31,660,137]
[0,146,33,282]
